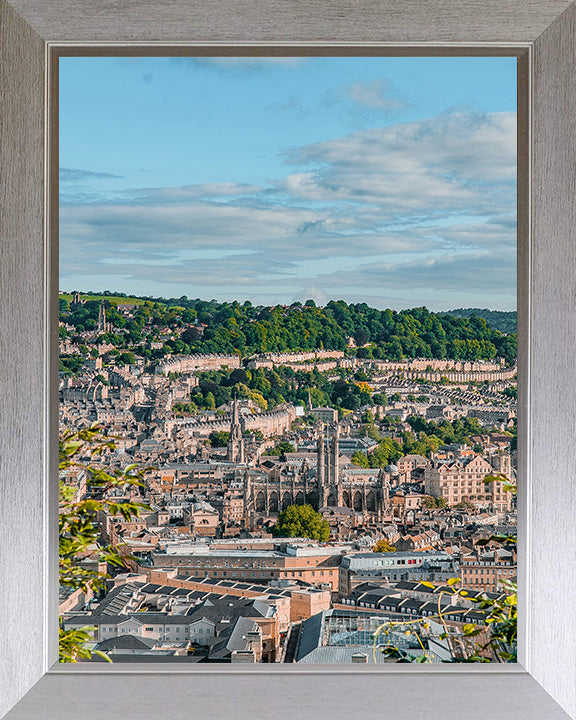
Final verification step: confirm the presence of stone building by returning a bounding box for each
[162,402,297,439]
[424,452,513,511]
[97,300,111,333]
[156,353,241,376]
[243,424,391,521]
[227,396,245,463]
[459,547,517,593]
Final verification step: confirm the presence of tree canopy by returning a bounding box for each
[372,538,397,552]
[59,426,149,662]
[59,296,517,363]
[272,504,330,542]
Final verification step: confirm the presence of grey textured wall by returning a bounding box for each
[0,0,46,716]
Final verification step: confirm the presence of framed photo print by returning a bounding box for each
[56,50,520,659]
[1,2,575,720]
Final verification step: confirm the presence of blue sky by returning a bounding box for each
[59,56,517,310]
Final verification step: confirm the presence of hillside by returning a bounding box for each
[59,294,517,363]
[59,292,161,306]
[444,308,517,334]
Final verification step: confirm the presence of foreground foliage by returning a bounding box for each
[376,576,517,663]
[376,475,517,663]
[59,426,150,662]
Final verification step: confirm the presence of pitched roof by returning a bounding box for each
[208,616,260,659]
[95,635,155,651]
[294,612,325,662]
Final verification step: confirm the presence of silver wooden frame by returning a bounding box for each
[1,2,576,719]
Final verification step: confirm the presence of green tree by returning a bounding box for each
[59,426,150,662]
[368,437,402,468]
[351,450,370,467]
[209,430,230,447]
[455,499,475,510]
[372,538,396,552]
[60,295,516,362]
[117,351,136,366]
[423,495,448,509]
[265,441,296,458]
[422,495,436,509]
[379,476,517,663]
[364,424,381,441]
[249,389,268,411]
[272,504,330,542]
[362,409,375,424]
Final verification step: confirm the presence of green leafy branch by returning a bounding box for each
[59,425,152,662]
[376,474,517,663]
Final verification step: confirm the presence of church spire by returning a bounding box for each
[231,394,241,436]
[97,300,109,333]
[331,422,340,484]
[316,429,325,486]
[227,393,244,462]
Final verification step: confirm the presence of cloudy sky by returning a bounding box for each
[59,56,517,311]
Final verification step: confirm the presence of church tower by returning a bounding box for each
[97,300,109,333]
[243,469,252,528]
[330,422,340,484]
[227,396,245,462]
[377,466,390,519]
[490,452,512,478]
[316,429,326,505]
[316,429,325,484]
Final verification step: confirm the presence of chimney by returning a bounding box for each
[231,650,256,663]
[245,629,262,650]
[351,652,368,663]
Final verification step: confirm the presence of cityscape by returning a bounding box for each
[59,294,517,663]
[59,56,517,664]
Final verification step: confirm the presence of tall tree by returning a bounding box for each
[272,505,330,542]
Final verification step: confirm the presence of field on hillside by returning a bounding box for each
[59,293,168,306]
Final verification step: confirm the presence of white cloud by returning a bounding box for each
[60,168,124,182]
[60,110,516,308]
[282,111,516,213]
[128,183,264,202]
[315,248,517,293]
[345,78,410,113]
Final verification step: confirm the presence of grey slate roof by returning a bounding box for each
[95,635,156,651]
[85,654,206,663]
[66,613,204,626]
[93,583,143,616]
[294,612,324,662]
[297,646,387,663]
[184,596,274,624]
[207,616,260,659]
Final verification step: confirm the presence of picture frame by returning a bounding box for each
[1,1,575,718]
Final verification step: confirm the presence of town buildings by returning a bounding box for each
[59,305,517,663]
[424,452,513,511]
